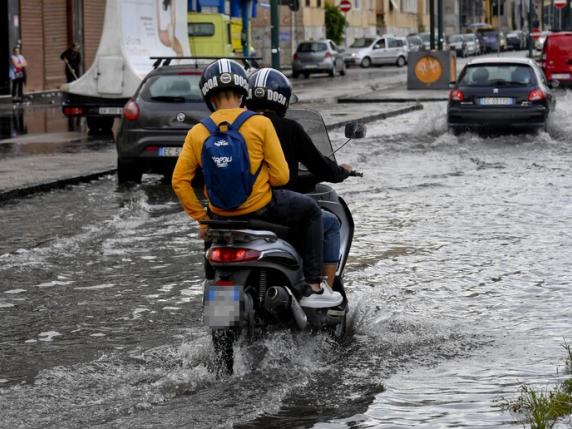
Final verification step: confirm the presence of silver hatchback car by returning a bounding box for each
[292,39,346,78]
[343,35,408,68]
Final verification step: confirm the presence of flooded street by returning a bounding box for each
[1,92,572,428]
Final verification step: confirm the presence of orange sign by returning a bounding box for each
[414,55,443,84]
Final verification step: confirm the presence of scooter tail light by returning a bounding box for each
[449,89,464,101]
[208,248,261,263]
[123,100,140,121]
[528,88,545,101]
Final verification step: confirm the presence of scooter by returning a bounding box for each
[201,111,366,374]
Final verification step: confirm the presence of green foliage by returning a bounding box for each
[501,340,572,429]
[324,3,347,45]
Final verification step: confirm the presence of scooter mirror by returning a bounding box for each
[290,93,299,104]
[344,122,367,139]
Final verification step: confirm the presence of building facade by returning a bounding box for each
[1,0,106,96]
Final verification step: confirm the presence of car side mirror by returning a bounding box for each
[345,122,367,139]
[290,93,299,104]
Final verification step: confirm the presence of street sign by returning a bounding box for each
[555,0,566,10]
[339,0,351,12]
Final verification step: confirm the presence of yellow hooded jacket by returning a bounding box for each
[172,108,289,224]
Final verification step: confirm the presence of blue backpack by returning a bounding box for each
[200,110,262,210]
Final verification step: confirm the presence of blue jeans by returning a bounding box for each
[256,190,323,284]
[322,210,341,264]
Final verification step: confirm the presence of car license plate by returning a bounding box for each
[158,147,181,157]
[204,285,241,328]
[551,73,571,79]
[98,107,123,115]
[479,97,514,106]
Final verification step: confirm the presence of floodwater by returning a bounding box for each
[1,93,572,428]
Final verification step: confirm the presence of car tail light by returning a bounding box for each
[123,100,140,121]
[293,53,299,61]
[324,52,333,59]
[449,89,464,102]
[144,146,159,152]
[63,106,85,116]
[208,248,261,263]
[528,89,546,101]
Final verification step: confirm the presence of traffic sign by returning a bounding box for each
[555,0,566,10]
[339,0,351,12]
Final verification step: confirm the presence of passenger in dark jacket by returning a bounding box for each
[246,68,352,287]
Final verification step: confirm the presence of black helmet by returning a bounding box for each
[199,59,249,112]
[246,68,292,116]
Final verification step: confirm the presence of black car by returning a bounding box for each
[115,64,209,183]
[448,58,556,134]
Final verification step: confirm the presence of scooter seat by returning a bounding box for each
[201,219,291,240]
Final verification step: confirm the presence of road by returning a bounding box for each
[2,50,572,428]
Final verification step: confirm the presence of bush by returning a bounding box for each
[325,3,347,45]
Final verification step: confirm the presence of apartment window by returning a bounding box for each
[354,0,360,10]
[305,0,311,6]
[317,0,321,6]
[401,0,417,13]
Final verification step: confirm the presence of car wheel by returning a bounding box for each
[360,57,371,68]
[328,63,335,77]
[117,158,142,184]
[396,56,406,67]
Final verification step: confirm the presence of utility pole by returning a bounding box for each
[528,0,533,57]
[497,0,501,54]
[438,0,443,50]
[430,0,435,50]
[271,0,280,69]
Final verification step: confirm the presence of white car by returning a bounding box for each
[344,35,408,68]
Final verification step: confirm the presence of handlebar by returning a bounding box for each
[349,170,363,177]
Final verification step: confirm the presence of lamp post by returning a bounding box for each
[528,0,533,58]
[271,0,280,68]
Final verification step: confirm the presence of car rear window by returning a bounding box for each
[350,38,375,48]
[459,64,537,87]
[139,74,203,103]
[297,42,328,53]
[450,35,464,42]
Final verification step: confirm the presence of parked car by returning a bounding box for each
[506,30,526,50]
[462,33,480,56]
[534,31,551,52]
[541,31,572,86]
[476,28,500,52]
[115,64,209,183]
[343,35,408,68]
[499,32,508,51]
[419,32,449,51]
[406,35,424,52]
[292,39,346,78]
[449,34,468,57]
[448,57,555,133]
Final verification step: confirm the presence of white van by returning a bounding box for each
[344,35,408,68]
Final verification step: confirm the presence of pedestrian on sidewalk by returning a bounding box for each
[60,42,81,82]
[9,47,27,102]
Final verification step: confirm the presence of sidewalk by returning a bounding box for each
[0,102,421,201]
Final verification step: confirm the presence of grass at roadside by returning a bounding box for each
[500,341,572,429]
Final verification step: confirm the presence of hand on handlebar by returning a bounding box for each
[340,163,352,173]
[349,170,363,177]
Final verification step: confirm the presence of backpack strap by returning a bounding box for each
[200,117,219,134]
[229,110,257,131]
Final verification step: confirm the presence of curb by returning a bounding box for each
[338,96,448,103]
[325,103,423,131]
[0,104,423,202]
[0,169,116,203]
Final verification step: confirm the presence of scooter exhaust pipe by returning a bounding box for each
[264,286,307,330]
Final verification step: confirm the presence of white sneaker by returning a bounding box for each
[299,282,343,309]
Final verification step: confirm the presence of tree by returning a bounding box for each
[325,3,347,45]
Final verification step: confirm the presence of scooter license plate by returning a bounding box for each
[204,285,241,328]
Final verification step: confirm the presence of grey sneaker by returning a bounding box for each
[299,282,343,309]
